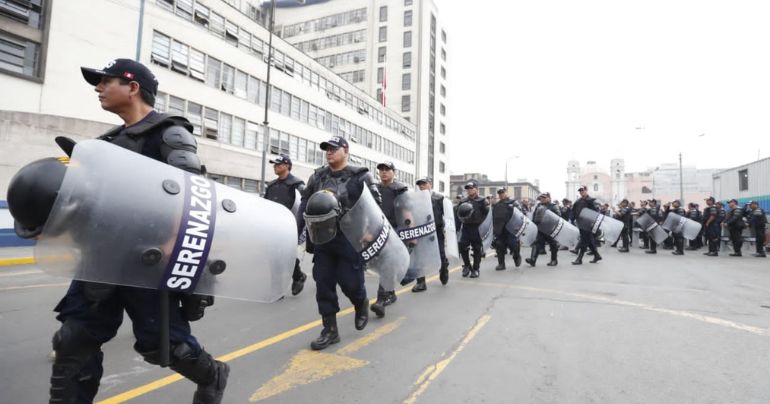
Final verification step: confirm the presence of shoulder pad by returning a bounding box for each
[161,125,201,174]
[283,174,305,187]
[431,192,444,201]
[347,165,369,175]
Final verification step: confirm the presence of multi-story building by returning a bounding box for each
[272,0,450,193]
[0,0,418,199]
[449,174,541,203]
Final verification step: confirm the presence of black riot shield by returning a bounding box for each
[662,212,703,240]
[34,140,297,302]
[338,187,409,291]
[576,208,625,245]
[537,209,580,248]
[394,190,441,280]
[505,207,538,246]
[636,212,668,244]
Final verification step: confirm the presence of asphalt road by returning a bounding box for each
[1,245,769,404]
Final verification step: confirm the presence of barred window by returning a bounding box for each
[186,101,202,135]
[204,107,219,139]
[0,0,43,28]
[150,31,171,67]
[206,56,221,89]
[219,112,232,144]
[170,40,189,74]
[189,48,205,81]
[231,117,245,147]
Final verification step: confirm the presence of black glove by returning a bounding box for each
[181,294,215,322]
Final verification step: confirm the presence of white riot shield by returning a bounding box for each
[339,186,409,291]
[479,209,494,251]
[442,199,460,262]
[291,189,302,219]
[537,209,580,248]
[662,212,703,240]
[576,208,625,245]
[636,213,668,244]
[35,140,296,302]
[394,191,441,280]
[505,207,538,246]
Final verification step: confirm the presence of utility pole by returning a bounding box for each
[259,0,277,195]
[678,152,684,203]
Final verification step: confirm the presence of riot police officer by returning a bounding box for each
[492,188,522,270]
[637,200,650,249]
[685,203,703,250]
[19,59,228,404]
[412,177,450,290]
[644,199,663,254]
[748,200,767,257]
[664,200,687,255]
[298,136,381,350]
[457,180,489,278]
[615,199,632,252]
[571,186,602,264]
[724,199,746,257]
[702,197,720,256]
[264,154,308,296]
[370,161,408,318]
[526,192,560,267]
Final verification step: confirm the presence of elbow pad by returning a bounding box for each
[160,126,202,174]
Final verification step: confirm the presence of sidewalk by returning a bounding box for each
[0,246,35,266]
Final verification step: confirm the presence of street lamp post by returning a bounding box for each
[259,0,277,196]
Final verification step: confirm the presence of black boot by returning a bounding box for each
[291,264,307,296]
[495,255,506,271]
[412,277,427,292]
[589,250,602,263]
[439,265,449,285]
[513,245,522,267]
[547,249,558,266]
[370,288,387,318]
[354,300,369,330]
[572,249,584,265]
[169,346,230,404]
[525,247,538,267]
[461,265,470,277]
[311,315,340,350]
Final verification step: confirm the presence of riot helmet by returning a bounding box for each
[304,190,342,245]
[457,202,474,223]
[7,157,67,238]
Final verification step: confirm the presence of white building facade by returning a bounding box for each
[273,0,450,193]
[0,0,417,197]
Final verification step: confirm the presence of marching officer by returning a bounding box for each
[724,199,746,257]
[370,161,408,318]
[456,180,489,278]
[615,199,632,252]
[527,192,560,267]
[645,199,662,254]
[264,154,307,296]
[492,188,522,270]
[412,177,451,290]
[748,200,767,257]
[664,200,686,255]
[702,197,720,257]
[571,186,602,264]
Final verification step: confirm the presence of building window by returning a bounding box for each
[441,66,446,78]
[441,48,446,61]
[439,142,445,153]
[441,29,447,42]
[404,10,412,26]
[440,103,446,115]
[402,51,411,68]
[402,73,411,90]
[440,85,446,97]
[1,0,43,27]
[378,46,386,63]
[439,181,445,193]
[593,184,599,192]
[379,6,387,22]
[405,0,413,6]
[378,26,387,42]
[403,31,412,48]
[439,161,445,173]
[377,67,384,83]
[0,29,41,79]
[593,175,598,180]
[401,95,410,112]
[739,169,749,191]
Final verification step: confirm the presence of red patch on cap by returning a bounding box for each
[123,72,134,79]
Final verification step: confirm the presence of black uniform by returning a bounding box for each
[265,173,306,285]
[636,206,649,248]
[49,112,229,403]
[748,206,767,256]
[724,206,746,256]
[572,196,601,262]
[529,202,560,266]
[492,198,521,269]
[686,207,703,249]
[299,165,381,317]
[664,205,687,254]
[458,196,489,274]
[373,181,408,309]
[615,206,633,251]
[430,192,450,272]
[703,205,720,255]
[646,205,663,253]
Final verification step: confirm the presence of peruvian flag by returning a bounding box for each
[380,68,386,107]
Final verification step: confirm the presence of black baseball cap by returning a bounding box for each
[728,198,738,204]
[416,177,432,185]
[377,161,395,171]
[705,196,715,202]
[577,185,587,192]
[562,198,570,203]
[497,187,507,194]
[320,136,349,151]
[81,58,158,96]
[464,180,479,189]
[537,192,550,199]
[269,154,292,166]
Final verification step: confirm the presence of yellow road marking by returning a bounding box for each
[404,314,492,404]
[0,256,35,266]
[97,267,460,403]
[250,317,404,402]
[0,269,43,277]
[464,280,770,337]
[0,282,69,291]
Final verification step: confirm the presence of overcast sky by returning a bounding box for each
[437,0,770,196]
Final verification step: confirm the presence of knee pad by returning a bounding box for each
[52,320,101,359]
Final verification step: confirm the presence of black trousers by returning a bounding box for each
[729,227,744,253]
[459,225,483,270]
[754,226,766,253]
[577,229,598,255]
